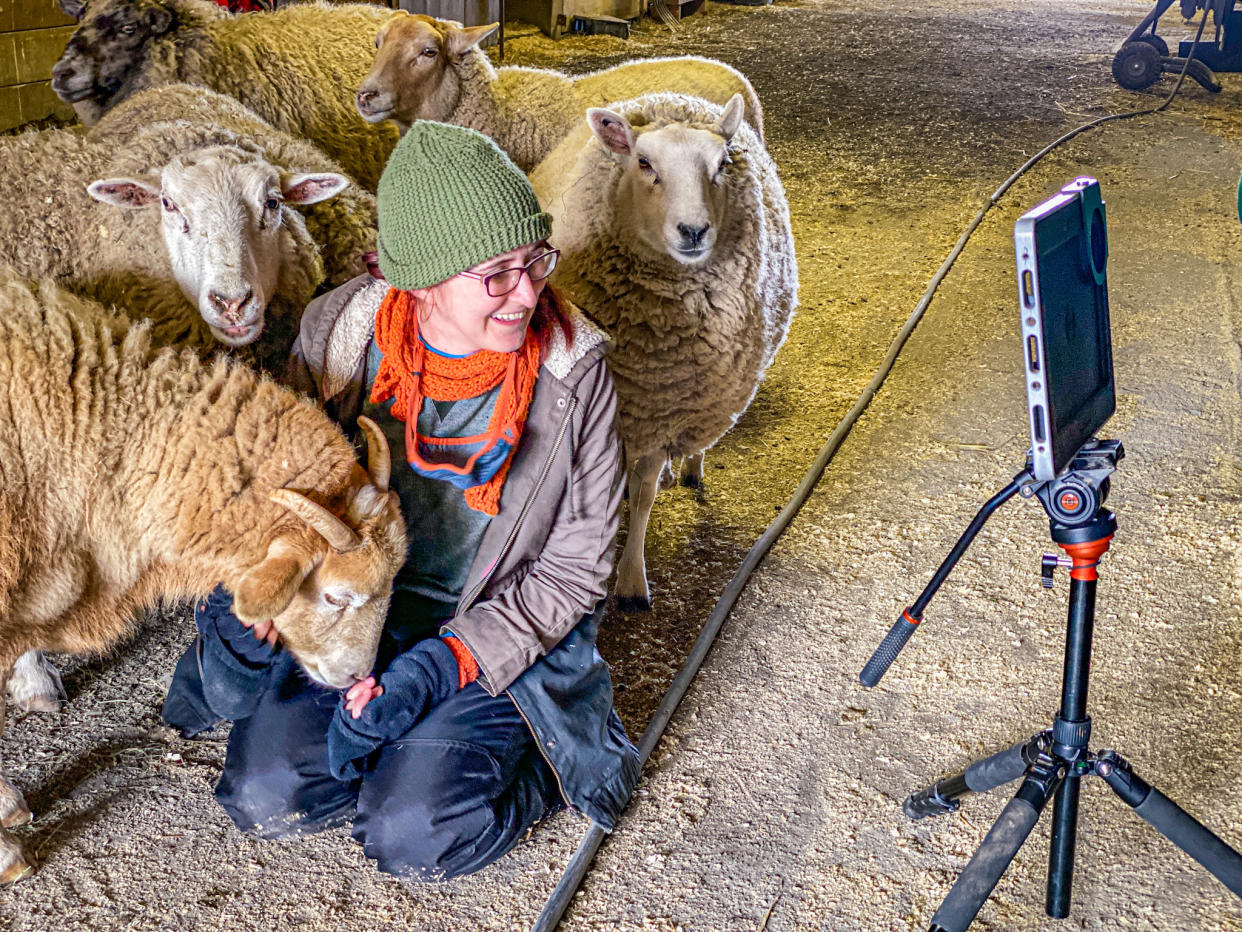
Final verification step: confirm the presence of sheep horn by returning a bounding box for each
[271,490,361,552]
[357,416,391,492]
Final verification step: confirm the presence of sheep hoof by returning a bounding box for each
[0,839,32,884]
[616,595,652,613]
[8,653,66,715]
[13,692,61,714]
[678,472,702,490]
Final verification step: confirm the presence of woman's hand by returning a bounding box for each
[344,676,384,718]
[239,616,279,647]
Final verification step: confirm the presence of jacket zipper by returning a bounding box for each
[506,687,572,808]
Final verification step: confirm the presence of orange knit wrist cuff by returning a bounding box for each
[442,635,479,689]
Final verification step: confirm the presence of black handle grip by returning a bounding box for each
[859,610,920,687]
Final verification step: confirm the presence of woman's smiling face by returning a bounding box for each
[416,241,552,355]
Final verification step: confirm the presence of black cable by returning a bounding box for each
[531,10,1214,930]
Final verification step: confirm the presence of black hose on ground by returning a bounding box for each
[531,12,1212,930]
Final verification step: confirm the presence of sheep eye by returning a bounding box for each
[374,35,381,49]
[160,196,178,213]
[119,23,136,35]
[421,47,438,58]
[637,157,651,169]
[264,196,280,211]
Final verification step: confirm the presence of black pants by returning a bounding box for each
[165,623,562,881]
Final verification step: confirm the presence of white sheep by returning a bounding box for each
[53,0,401,191]
[89,84,379,287]
[531,92,798,611]
[0,113,352,711]
[0,274,407,882]
[0,117,345,368]
[355,13,765,171]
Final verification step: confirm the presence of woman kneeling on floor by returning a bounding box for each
[162,122,638,881]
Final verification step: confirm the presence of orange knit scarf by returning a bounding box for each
[370,288,541,516]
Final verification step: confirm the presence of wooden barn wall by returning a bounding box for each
[0,2,77,132]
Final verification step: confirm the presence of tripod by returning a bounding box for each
[860,439,1242,931]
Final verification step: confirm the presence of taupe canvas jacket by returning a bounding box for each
[288,274,624,694]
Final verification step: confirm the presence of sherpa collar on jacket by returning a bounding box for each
[312,276,607,403]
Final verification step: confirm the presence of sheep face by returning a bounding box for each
[88,147,348,347]
[51,0,178,114]
[355,12,497,131]
[235,419,408,690]
[587,94,746,267]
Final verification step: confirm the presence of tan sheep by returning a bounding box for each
[355,13,764,171]
[0,275,407,882]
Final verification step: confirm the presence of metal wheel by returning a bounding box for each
[1112,41,1162,90]
[1136,33,1169,57]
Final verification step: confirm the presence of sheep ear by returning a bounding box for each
[87,177,162,209]
[587,108,634,156]
[233,542,314,624]
[713,94,745,142]
[280,172,350,205]
[58,0,86,21]
[145,5,174,34]
[447,22,497,55]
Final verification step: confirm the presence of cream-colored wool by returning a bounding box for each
[0,274,406,881]
[532,93,798,608]
[90,85,378,287]
[60,0,400,191]
[0,115,327,368]
[358,14,765,171]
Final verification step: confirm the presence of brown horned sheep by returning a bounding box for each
[0,274,407,882]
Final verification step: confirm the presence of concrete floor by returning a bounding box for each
[2,1,1241,930]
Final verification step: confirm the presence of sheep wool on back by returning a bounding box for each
[0,276,356,658]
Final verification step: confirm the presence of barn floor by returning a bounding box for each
[3,1,1242,930]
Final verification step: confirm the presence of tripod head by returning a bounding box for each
[1022,438,1122,545]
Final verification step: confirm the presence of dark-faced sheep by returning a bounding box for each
[355,13,764,171]
[52,0,400,190]
[532,93,798,611]
[0,274,407,882]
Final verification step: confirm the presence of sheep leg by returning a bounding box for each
[0,673,28,831]
[679,453,705,490]
[7,651,64,714]
[0,667,32,884]
[616,452,665,613]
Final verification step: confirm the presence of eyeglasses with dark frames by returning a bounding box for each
[457,249,560,297]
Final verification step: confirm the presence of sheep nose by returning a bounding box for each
[209,289,254,324]
[677,223,709,248]
[356,89,377,109]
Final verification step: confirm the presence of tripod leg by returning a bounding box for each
[1045,772,1081,917]
[1098,752,1242,899]
[905,736,1041,820]
[928,765,1062,932]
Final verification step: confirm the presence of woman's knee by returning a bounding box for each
[215,757,356,840]
[352,740,555,881]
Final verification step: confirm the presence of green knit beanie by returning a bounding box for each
[376,121,551,291]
